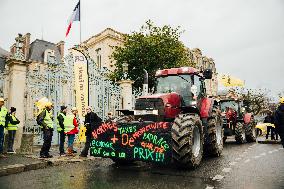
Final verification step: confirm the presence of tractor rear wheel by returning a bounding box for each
[171,114,204,168]
[235,122,246,144]
[205,108,224,156]
[245,122,257,142]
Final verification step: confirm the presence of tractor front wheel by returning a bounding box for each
[205,108,224,156]
[235,122,246,144]
[171,114,204,168]
[246,122,257,142]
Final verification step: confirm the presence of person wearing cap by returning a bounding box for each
[6,107,20,153]
[64,107,79,156]
[36,102,54,158]
[0,98,9,157]
[57,106,67,156]
[80,106,102,157]
[274,97,284,147]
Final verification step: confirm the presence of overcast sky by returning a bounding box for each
[1,0,284,98]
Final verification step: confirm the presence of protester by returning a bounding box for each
[57,106,67,156]
[6,107,20,153]
[80,106,102,157]
[274,97,284,147]
[62,107,78,156]
[105,112,115,123]
[264,111,278,140]
[37,102,54,158]
[0,98,9,157]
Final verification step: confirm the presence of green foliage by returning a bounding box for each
[110,20,194,89]
[237,88,271,115]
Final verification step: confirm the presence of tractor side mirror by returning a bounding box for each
[203,69,213,79]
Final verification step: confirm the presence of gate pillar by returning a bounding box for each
[5,58,29,151]
[118,79,134,110]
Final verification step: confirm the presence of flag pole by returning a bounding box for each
[79,0,82,44]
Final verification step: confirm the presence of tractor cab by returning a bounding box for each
[134,67,212,122]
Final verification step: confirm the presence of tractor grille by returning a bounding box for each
[134,98,165,122]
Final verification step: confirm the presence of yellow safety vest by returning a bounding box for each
[43,110,54,129]
[64,115,74,133]
[0,107,8,127]
[7,115,19,131]
[56,113,66,132]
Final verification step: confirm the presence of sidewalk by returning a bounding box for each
[257,136,281,144]
[0,146,98,177]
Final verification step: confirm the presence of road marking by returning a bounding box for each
[212,175,224,181]
[244,159,251,163]
[229,162,237,166]
[235,157,242,161]
[273,149,279,152]
[268,151,273,154]
[253,156,260,159]
[222,167,232,173]
[260,153,266,156]
[205,186,214,189]
[239,154,245,157]
[278,148,283,150]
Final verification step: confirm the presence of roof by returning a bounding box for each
[155,67,201,77]
[83,28,125,45]
[0,46,10,72]
[0,46,10,58]
[28,39,61,63]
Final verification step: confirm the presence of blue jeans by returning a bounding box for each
[67,134,75,148]
[0,126,4,153]
[8,130,16,152]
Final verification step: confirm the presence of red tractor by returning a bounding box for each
[90,67,223,168]
[218,95,257,143]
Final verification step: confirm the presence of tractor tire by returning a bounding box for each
[171,114,204,168]
[235,122,246,144]
[205,108,224,157]
[223,136,227,144]
[245,122,257,142]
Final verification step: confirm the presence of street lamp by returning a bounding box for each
[122,62,128,79]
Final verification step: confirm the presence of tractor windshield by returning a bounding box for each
[156,75,192,105]
[220,100,238,112]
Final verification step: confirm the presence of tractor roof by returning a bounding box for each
[155,67,202,77]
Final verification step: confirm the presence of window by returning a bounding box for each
[193,75,205,99]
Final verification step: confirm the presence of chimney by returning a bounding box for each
[56,41,65,59]
[23,33,31,60]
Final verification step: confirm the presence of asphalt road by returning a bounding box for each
[0,139,283,189]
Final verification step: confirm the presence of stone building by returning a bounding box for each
[0,33,73,149]
[188,48,218,97]
[82,28,125,72]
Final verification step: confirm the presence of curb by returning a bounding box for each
[257,140,281,144]
[0,156,97,177]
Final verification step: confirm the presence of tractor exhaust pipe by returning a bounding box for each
[143,69,148,95]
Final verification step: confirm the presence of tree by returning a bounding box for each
[236,88,271,115]
[110,20,193,89]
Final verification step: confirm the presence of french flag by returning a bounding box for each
[66,1,80,37]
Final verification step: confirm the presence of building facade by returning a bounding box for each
[82,28,125,72]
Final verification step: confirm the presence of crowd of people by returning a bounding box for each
[0,97,104,158]
[36,103,103,158]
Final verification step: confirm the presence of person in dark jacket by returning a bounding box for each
[264,111,277,140]
[80,106,102,157]
[57,106,67,156]
[6,107,20,153]
[274,97,284,147]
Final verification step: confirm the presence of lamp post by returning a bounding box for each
[122,62,129,80]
